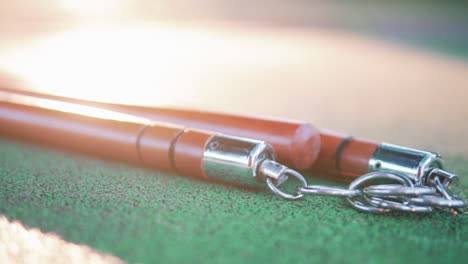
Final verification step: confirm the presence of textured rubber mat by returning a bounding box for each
[0,139,466,264]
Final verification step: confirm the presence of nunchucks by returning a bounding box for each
[0,87,458,181]
[0,91,307,200]
[0,88,466,213]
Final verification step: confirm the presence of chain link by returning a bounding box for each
[268,170,467,213]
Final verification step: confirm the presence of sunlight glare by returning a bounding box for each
[0,216,123,263]
[60,0,129,16]
[0,24,307,106]
[0,91,153,125]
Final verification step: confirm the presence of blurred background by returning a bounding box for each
[1,0,468,155]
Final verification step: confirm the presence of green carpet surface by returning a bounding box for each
[0,138,467,264]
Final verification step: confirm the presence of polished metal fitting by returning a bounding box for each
[202,134,307,199]
[202,135,277,187]
[202,136,466,210]
[368,143,454,185]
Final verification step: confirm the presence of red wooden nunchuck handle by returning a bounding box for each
[0,91,295,192]
[0,88,321,171]
[0,87,379,182]
[0,92,213,179]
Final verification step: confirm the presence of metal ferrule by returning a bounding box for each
[368,143,445,185]
[202,134,283,188]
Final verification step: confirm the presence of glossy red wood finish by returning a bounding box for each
[0,92,210,179]
[0,88,380,182]
[0,88,320,170]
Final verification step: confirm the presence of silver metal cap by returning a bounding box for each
[202,135,276,187]
[368,143,446,184]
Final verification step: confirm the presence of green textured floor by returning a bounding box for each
[0,138,467,264]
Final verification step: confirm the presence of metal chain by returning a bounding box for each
[267,171,467,213]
